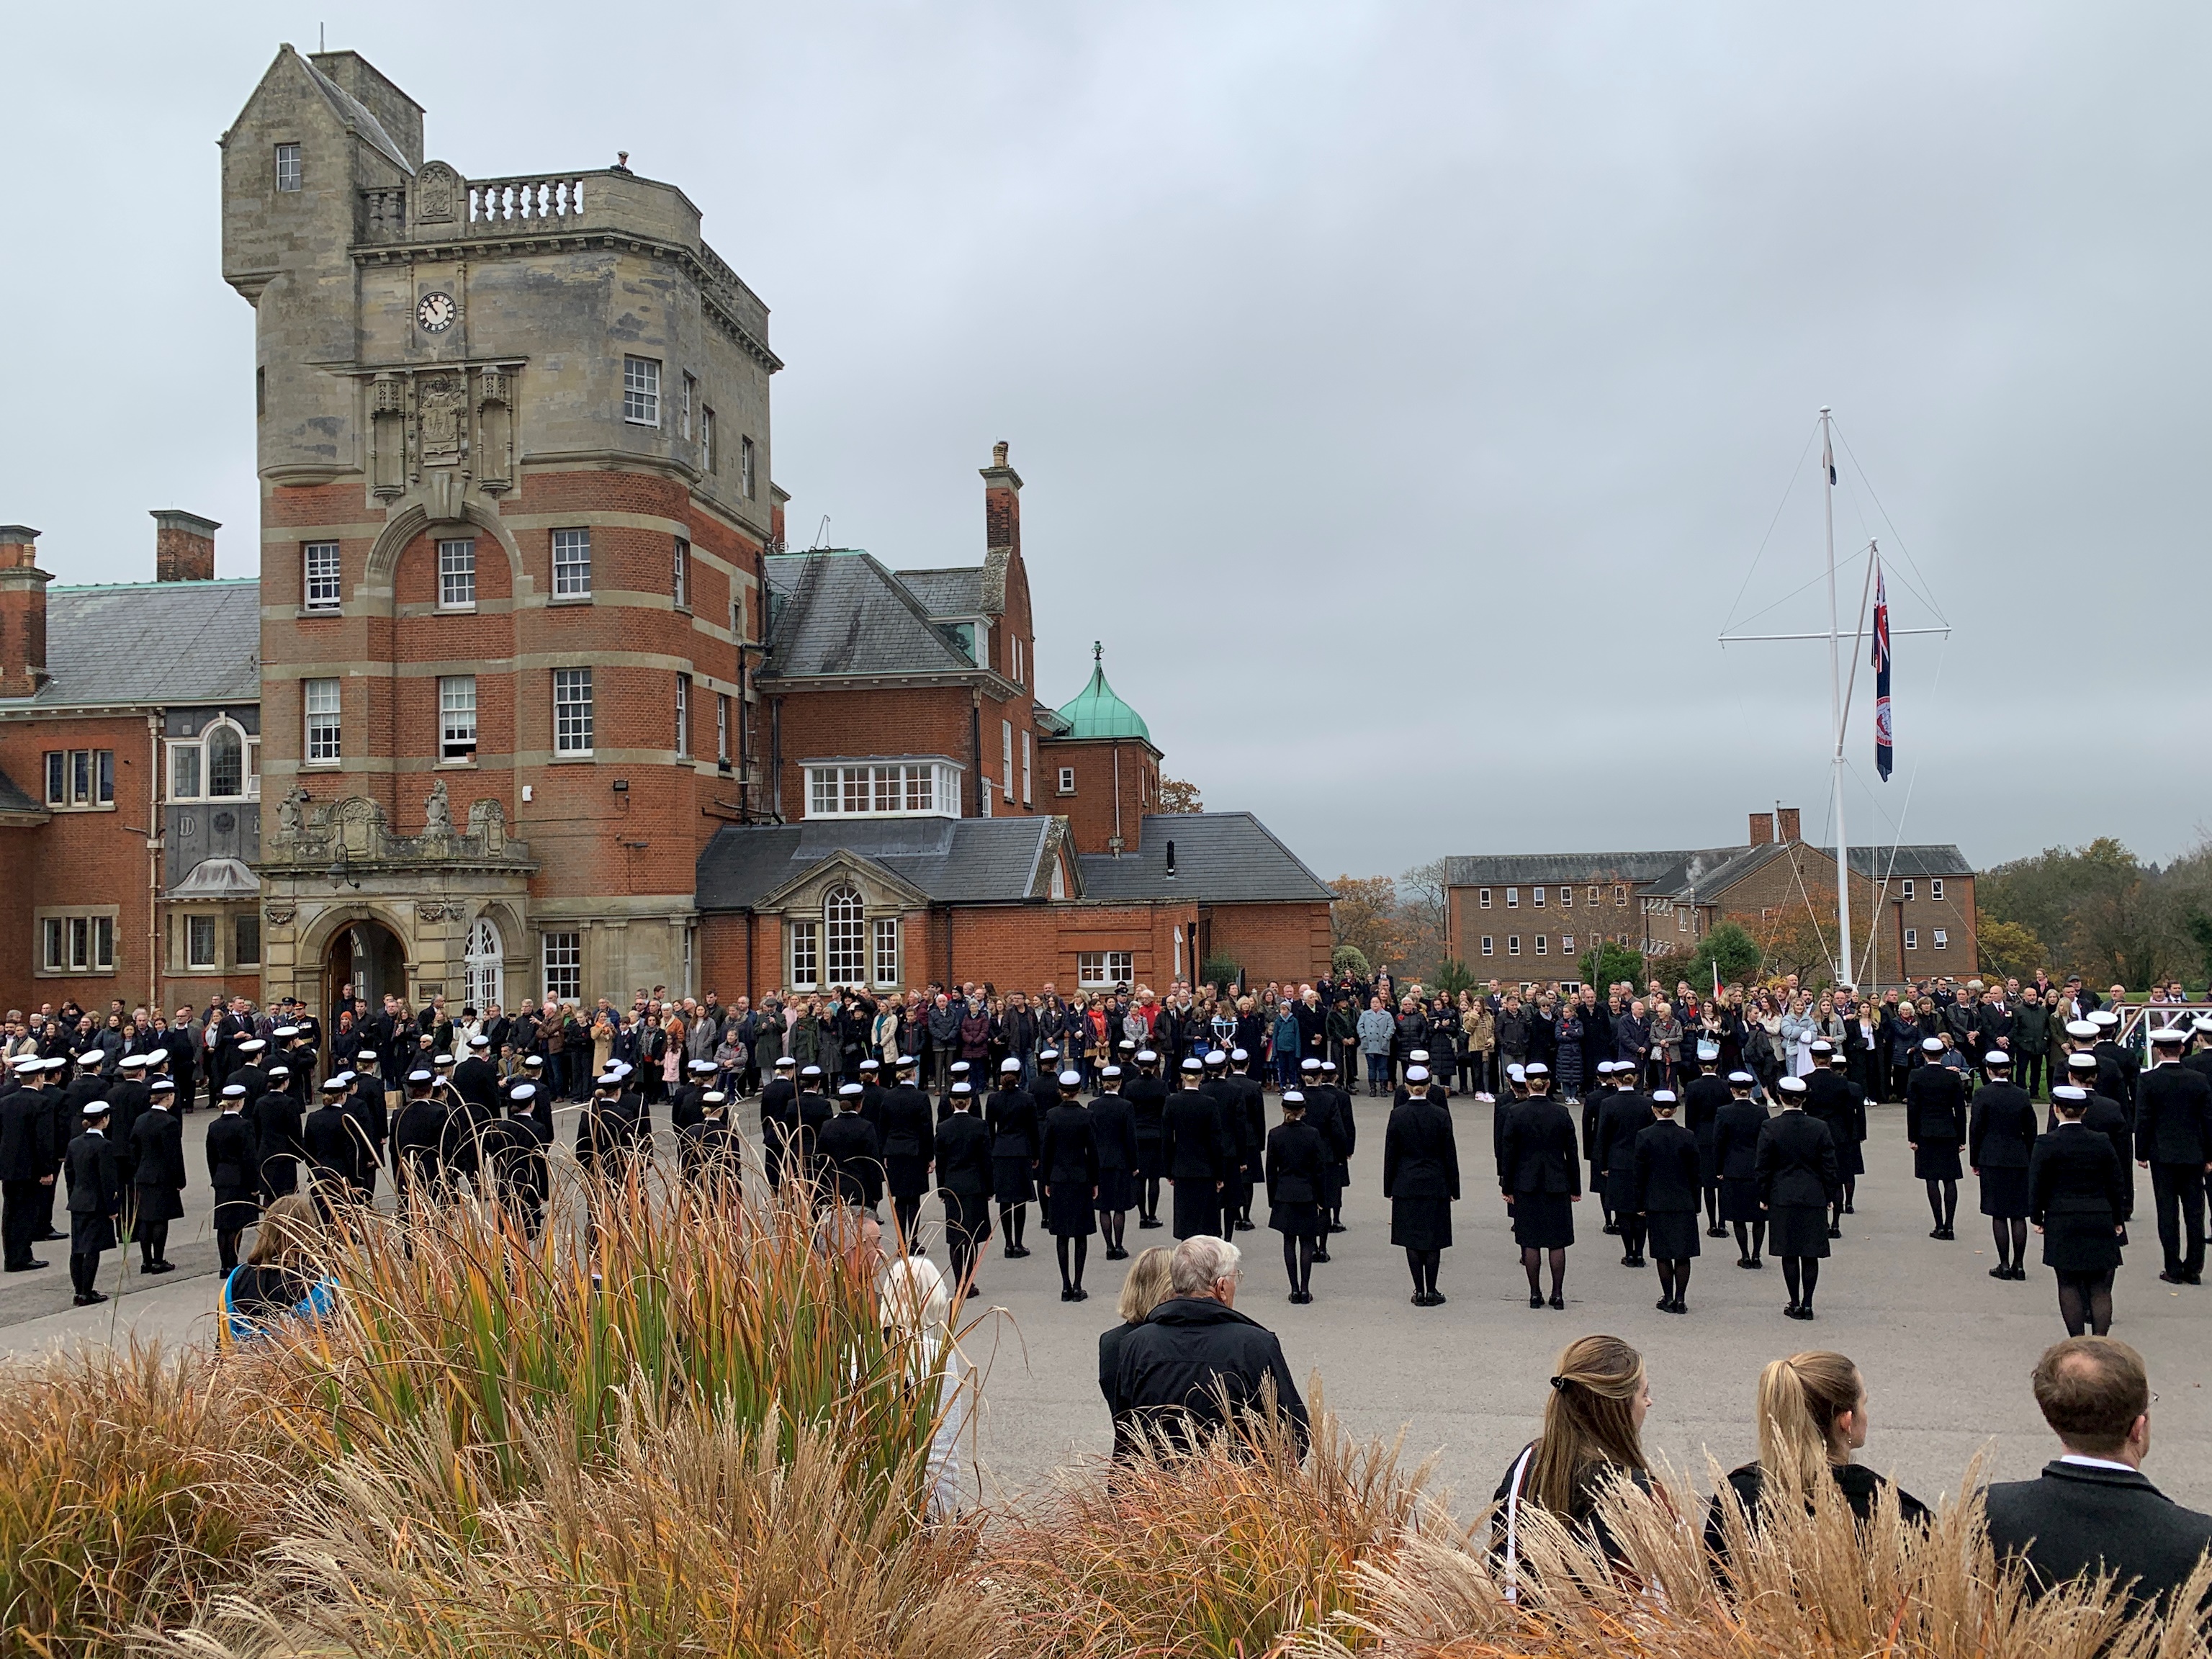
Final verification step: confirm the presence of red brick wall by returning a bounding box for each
[1203,902,1333,986]
[1040,736,1159,854]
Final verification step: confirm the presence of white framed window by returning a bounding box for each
[1678,908,1691,932]
[437,538,476,608]
[788,920,819,991]
[1614,885,1627,905]
[1001,719,1014,801]
[672,538,689,609]
[1532,886,1546,907]
[1563,935,1575,952]
[675,673,691,758]
[979,772,991,816]
[42,748,115,809]
[872,917,900,988]
[1535,935,1548,956]
[275,143,300,192]
[804,760,958,819]
[1480,935,1494,956]
[1050,860,1066,899]
[235,914,261,967]
[701,408,716,472]
[1587,886,1599,905]
[1933,929,1949,949]
[1478,888,1492,908]
[1079,950,1134,989]
[554,668,593,755]
[304,541,341,611]
[552,528,592,596]
[304,680,341,763]
[167,721,256,801]
[1021,729,1032,806]
[208,725,245,796]
[464,917,503,1010]
[1506,888,1519,909]
[186,915,217,970]
[1931,878,1945,901]
[1508,935,1522,956]
[680,372,696,439]
[39,909,117,976]
[1904,927,1919,951]
[623,356,660,426]
[1058,765,1075,794]
[541,931,581,1003]
[1902,879,1915,901]
[1560,886,1573,908]
[170,742,199,801]
[716,694,729,764]
[1012,635,1024,686]
[740,435,756,499]
[439,675,477,762]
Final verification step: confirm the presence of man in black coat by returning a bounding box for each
[2135,1026,2211,1285]
[128,1078,186,1273]
[878,1055,937,1252]
[1112,1233,1309,1457]
[205,1083,261,1274]
[1126,1049,1169,1229]
[935,1083,994,1292]
[760,1056,800,1186]
[63,1097,124,1303]
[1163,1057,1230,1241]
[302,1076,362,1210]
[1200,1051,1250,1233]
[1382,1064,1459,1307]
[1,1056,60,1271]
[820,1083,885,1212]
[1595,1069,1658,1267]
[1983,1336,2211,1618]
[56,1049,112,1243]
[391,1069,451,1218]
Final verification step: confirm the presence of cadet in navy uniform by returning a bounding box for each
[1498,1061,1578,1310]
[1,1058,57,1271]
[391,1069,450,1218]
[1969,1048,2038,1281]
[986,1058,1040,1257]
[878,1055,936,1251]
[673,1086,736,1190]
[793,1066,835,1189]
[1803,1042,1862,1236]
[1712,1071,1769,1267]
[205,1083,261,1274]
[64,1098,124,1303]
[1125,1049,1168,1228]
[1317,1060,1357,1240]
[821,1083,884,1213]
[128,1078,186,1274]
[1580,1063,1611,1233]
[2032,1087,2129,1336]
[253,1066,305,1202]
[301,1076,361,1210]
[934,1082,993,1293]
[1264,1089,1327,1303]
[2135,1025,2211,1285]
[1199,1051,1245,1230]
[490,1082,553,1236]
[1162,1057,1229,1241]
[344,1051,388,1200]
[759,1056,799,1186]
[669,1058,716,1134]
[574,1072,631,1185]
[1595,1066,1656,1268]
[1905,1036,1968,1239]
[1383,1064,1459,1307]
[1087,1064,1138,1260]
[1681,1064,1731,1237]
[1632,1090,1701,1314]
[1039,1070,1100,1301]
[1758,1074,1840,1320]
[935,1059,974,1125]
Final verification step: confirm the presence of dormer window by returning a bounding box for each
[804,759,962,819]
[168,716,261,803]
[275,143,301,192]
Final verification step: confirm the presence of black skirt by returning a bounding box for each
[1094,1167,1135,1213]
[1172,1177,1220,1240]
[1695,1138,1719,1186]
[1390,1195,1453,1251]
[1644,1210,1702,1260]
[992,1154,1035,1205]
[885,1153,931,1200]
[2043,1210,2123,1274]
[259,1156,300,1200]
[1133,1134,1165,1178]
[1601,1166,1640,1213]
[1042,1183,1096,1237]
[1511,1191,1575,1249]
[130,1184,184,1225]
[1834,1138,1865,1179]
[211,1184,261,1233]
[940,1188,993,1245]
[1914,1145,1963,1182]
[1978,1165,2031,1219]
[1719,1175,1763,1223]
[1269,1199,1321,1237]
[1767,1203,1831,1259]
[71,1212,116,1254]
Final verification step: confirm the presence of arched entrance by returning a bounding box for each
[328,918,408,1011]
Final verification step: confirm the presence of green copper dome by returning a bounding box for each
[1056,643,1151,742]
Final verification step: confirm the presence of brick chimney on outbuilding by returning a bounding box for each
[981,440,1021,554]
[1748,811,1774,846]
[151,510,219,583]
[1776,806,1802,844]
[0,526,51,698]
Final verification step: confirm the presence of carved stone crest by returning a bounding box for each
[415,161,461,224]
[423,778,454,835]
[264,906,295,929]
[418,374,467,466]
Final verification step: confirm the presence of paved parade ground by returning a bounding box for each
[5,1089,2206,1517]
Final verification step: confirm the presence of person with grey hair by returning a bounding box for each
[1109,1233,1309,1456]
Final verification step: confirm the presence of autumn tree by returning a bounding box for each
[1156,777,1203,814]
[1331,875,1418,974]
[1976,918,2047,981]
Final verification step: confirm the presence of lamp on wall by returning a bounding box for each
[325,845,360,890]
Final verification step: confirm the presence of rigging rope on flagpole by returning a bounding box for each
[1722,422,1822,640]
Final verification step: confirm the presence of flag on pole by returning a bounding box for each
[1871,559,1893,781]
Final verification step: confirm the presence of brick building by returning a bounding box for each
[0,516,264,1017]
[1444,806,1977,989]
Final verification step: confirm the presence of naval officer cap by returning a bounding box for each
[1058,1069,1084,1089]
[1205,1050,1228,1067]
[1282,1089,1305,1106]
[237,1038,266,1056]
[1809,1040,1833,1056]
[1506,1064,1527,1082]
[2149,1025,2188,1047]
[1922,1037,1945,1053]
[114,1053,148,1071]
[508,1083,536,1102]
[800,1064,824,1079]
[356,1049,381,1064]
[1136,1050,1158,1064]
[523,1054,545,1069]
[408,1068,435,1084]
[1321,1061,1339,1074]
[688,1058,718,1074]
[1779,1075,1808,1094]
[1229,1047,1249,1064]
[2051,1085,2089,1104]
[1595,1061,1618,1076]
[1983,1048,2013,1066]
[333,1070,356,1087]
[267,1064,290,1079]
[2064,1020,2099,1041]
[774,1056,797,1069]
[1118,1039,1136,1052]
[1100,1064,1123,1080]
[1405,1065,1430,1083]
[895,1052,919,1067]
[322,1076,349,1094]
[468,1034,492,1049]
[273,1025,300,1040]
[148,1078,174,1095]
[1652,1089,1677,1104]
[1408,1048,1429,1063]
[595,1072,621,1089]
[222,1083,248,1099]
[1000,1058,1023,1074]
[859,1058,881,1071]
[81,1100,110,1118]
[1728,1070,1757,1086]
[2089,1010,2119,1029]
[1299,1057,1322,1072]
[1180,1057,1205,1074]
[2067,1051,2099,1071]
[2193,1015,2212,1034]
[1526,1061,1550,1077]
[1038,1048,1058,1062]
[839,1082,864,1097]
[950,1081,974,1096]
[701,1089,726,1106]
[950,1060,971,1074]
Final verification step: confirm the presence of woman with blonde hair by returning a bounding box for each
[1097,1245,1175,1459]
[878,1253,972,1521]
[220,1192,336,1344]
[1704,1350,1928,1553]
[1492,1334,1658,1568]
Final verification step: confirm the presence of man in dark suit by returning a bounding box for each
[1163,1057,1230,1241]
[1,1057,58,1271]
[2135,1026,2211,1285]
[64,1097,125,1303]
[1983,1337,2212,1617]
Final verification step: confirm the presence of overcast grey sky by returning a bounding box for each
[6,4,2207,878]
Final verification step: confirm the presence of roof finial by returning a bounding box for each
[1092,639,1102,665]
[992,441,1009,468]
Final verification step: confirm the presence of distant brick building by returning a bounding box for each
[1444,806,1977,990]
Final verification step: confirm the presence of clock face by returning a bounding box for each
[417,291,457,333]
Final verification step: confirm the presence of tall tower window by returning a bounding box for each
[439,675,478,761]
[437,539,476,608]
[701,408,716,472]
[553,669,594,755]
[672,539,689,609]
[680,373,696,439]
[740,436,756,499]
[305,680,341,763]
[824,885,866,985]
[675,674,691,758]
[303,541,341,611]
[552,529,592,596]
[623,356,661,426]
[275,143,301,192]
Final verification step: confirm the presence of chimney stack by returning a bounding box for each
[0,526,51,699]
[980,440,1022,555]
[1777,806,1802,844]
[152,510,220,583]
[1748,811,1773,846]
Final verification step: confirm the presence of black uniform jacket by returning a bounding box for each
[1968,1082,2038,1169]
[1712,1098,1768,1181]
[1682,1073,1731,1149]
[130,1107,186,1191]
[1804,1070,1863,1146]
[933,1112,992,1195]
[301,1104,360,1187]
[1498,1098,1580,1196]
[1983,1461,2212,1617]
[1163,1088,1229,1181]
[1264,1119,1328,1205]
[2136,1064,2212,1166]
[1755,1110,1840,1209]
[819,1112,884,1203]
[65,1128,122,1216]
[0,1087,52,1181]
[1905,1066,1967,1148]
[204,1110,259,1190]
[1631,1118,1701,1213]
[2028,1122,2128,1223]
[985,1089,1039,1161]
[1594,1090,1656,1179]
[878,1085,936,1162]
[1038,1102,1100,1187]
[1087,1091,1138,1172]
[1382,1095,1460,1200]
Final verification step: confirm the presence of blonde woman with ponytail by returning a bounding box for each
[1704,1349,1929,1555]
[1491,1334,1660,1569]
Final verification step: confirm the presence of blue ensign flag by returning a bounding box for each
[1871,562,1893,781]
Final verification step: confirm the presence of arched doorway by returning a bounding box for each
[328,918,408,1012]
[463,917,503,1011]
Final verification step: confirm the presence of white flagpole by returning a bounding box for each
[1822,408,1853,989]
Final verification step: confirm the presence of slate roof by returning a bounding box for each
[0,765,47,820]
[166,856,261,902]
[760,552,977,678]
[1076,814,1335,904]
[895,567,983,618]
[1451,839,1974,899]
[0,580,261,710]
[697,817,1060,909]
[302,55,415,175]
[1444,850,1714,887]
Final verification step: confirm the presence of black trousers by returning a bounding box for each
[1,1179,43,1266]
[2017,1052,2046,1099]
[2151,1163,2207,1278]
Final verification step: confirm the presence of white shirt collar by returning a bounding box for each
[2058,1453,2138,1473]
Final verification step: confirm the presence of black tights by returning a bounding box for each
[1992,1216,2028,1270]
[1925,1179,1957,1229]
[999,1201,1027,1249]
[1521,1246,1565,1298]
[1781,1255,1820,1308]
[1099,1208,1127,1253]
[1141,1177,1161,1223]
[217,1228,244,1274]
[1655,1258,1691,1302]
[892,1193,923,1249]
[1056,1233,1087,1291]
[1404,1247,1440,1296]
[1734,1218,1766,1261]
[1617,1214,1647,1259]
[138,1219,168,1268]
[1282,1233,1315,1293]
[2056,1269,2114,1336]
[946,1231,979,1291]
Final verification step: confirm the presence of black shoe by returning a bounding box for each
[1530,1292,1545,1308]
[1843,1202,1856,1214]
[1629,1255,1647,1269]
[1327,1221,1347,1233]
[1827,1226,1843,1238]
[1930,1226,1946,1239]
[145,1260,177,1275]
[1784,1302,1803,1318]
[1233,1220,1254,1232]
[1411,1292,1426,1306]
[40,1230,66,1241]
[1792,1305,1816,1320]
[2188,1274,2204,1286]
[1059,1287,1073,1301]
[1657,1297,1672,1313]
[2160,1271,2186,1284]
[1671,1299,1689,1315]
[1428,1290,1445,1305]
[73,1292,106,1306]
[1602,1222,1620,1236]
[1620,1254,1637,1268]
[1005,1244,1029,1259]
[1738,1256,1755,1269]
[1071,1286,1088,1302]
[1991,1266,2011,1280]
[2012,1266,2030,1280]
[1748,1256,1763,1269]
[1138,1218,1163,1230]
[6,1260,48,1272]
[1310,1249,1330,1264]
[1548,1292,1565,1310]
[1707,1226,1727,1238]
